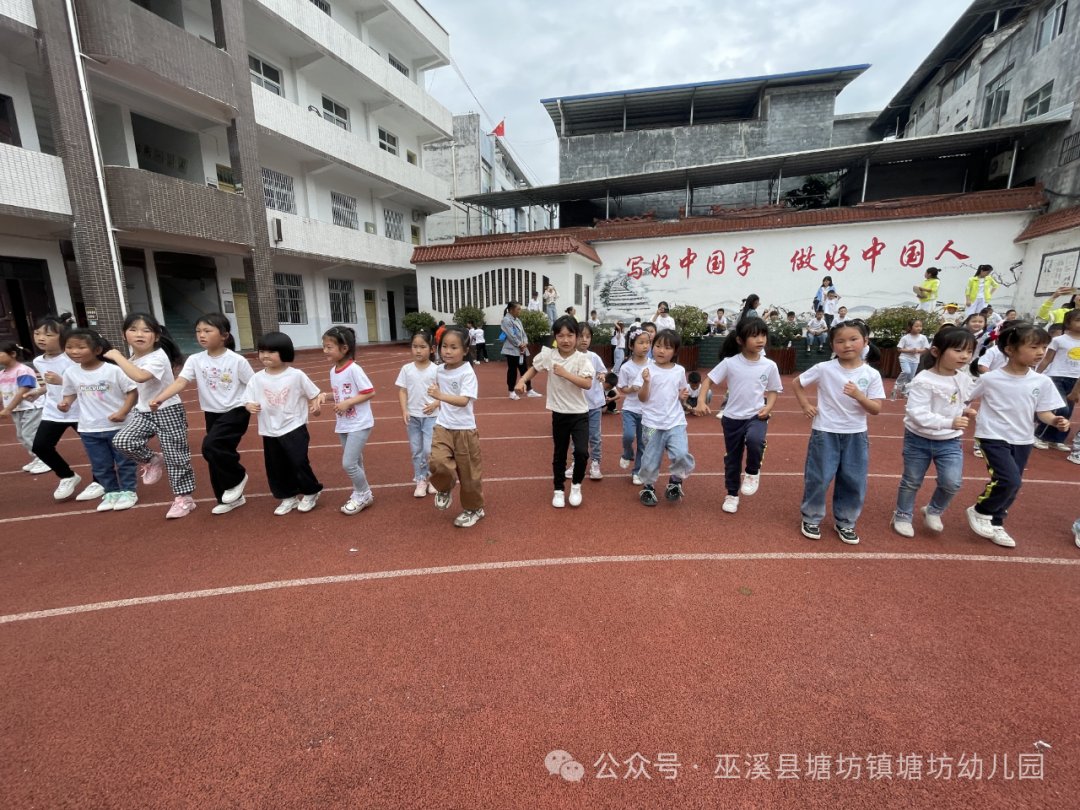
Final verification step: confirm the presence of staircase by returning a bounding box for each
[161,307,200,355]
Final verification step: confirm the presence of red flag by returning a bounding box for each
[492,120,505,137]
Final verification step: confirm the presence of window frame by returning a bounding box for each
[273,272,307,325]
[261,167,297,214]
[378,127,398,156]
[331,191,359,230]
[388,53,410,78]
[982,64,1013,127]
[410,225,421,246]
[1022,81,1054,121]
[0,94,21,147]
[951,59,972,94]
[321,95,349,130]
[248,54,282,96]
[1036,0,1068,51]
[383,208,405,242]
[328,278,357,324]
[406,150,417,166]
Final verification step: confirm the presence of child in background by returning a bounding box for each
[603,372,620,413]
[914,267,941,312]
[892,328,977,537]
[572,322,606,480]
[0,340,47,474]
[893,317,929,399]
[805,309,828,354]
[833,306,850,326]
[108,313,197,519]
[710,308,728,335]
[244,331,323,516]
[517,316,595,507]
[588,310,601,329]
[471,324,489,363]
[1034,308,1080,451]
[150,313,253,514]
[428,326,485,527]
[962,313,987,340]
[684,371,712,412]
[697,317,782,513]
[966,324,1068,547]
[612,321,626,373]
[618,326,654,484]
[794,320,886,544]
[324,326,376,515]
[58,329,139,511]
[982,305,1002,328]
[637,329,695,506]
[822,289,841,326]
[396,330,440,498]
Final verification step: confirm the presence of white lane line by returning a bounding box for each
[3,551,1079,625]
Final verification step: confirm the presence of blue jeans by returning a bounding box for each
[1034,376,1075,444]
[613,347,625,374]
[339,428,372,500]
[407,415,436,481]
[896,356,920,393]
[639,424,696,486]
[806,333,827,350]
[570,408,602,462]
[621,410,644,475]
[546,303,556,325]
[800,429,869,528]
[84,430,137,493]
[893,430,963,522]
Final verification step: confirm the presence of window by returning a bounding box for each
[983,65,1013,127]
[261,168,296,213]
[952,59,972,94]
[249,55,282,96]
[328,279,356,323]
[1061,132,1080,165]
[378,127,398,156]
[411,225,421,246]
[1023,81,1054,121]
[331,191,358,229]
[1036,0,1068,51]
[216,164,235,193]
[0,94,21,147]
[388,54,410,78]
[954,117,969,132]
[273,272,307,324]
[574,273,583,306]
[384,208,405,241]
[308,0,330,14]
[406,150,417,166]
[321,96,348,130]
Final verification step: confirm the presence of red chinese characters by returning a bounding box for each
[900,239,925,268]
[861,237,886,273]
[650,254,670,278]
[679,247,697,279]
[934,239,970,261]
[823,244,850,273]
[734,247,753,276]
[706,249,725,275]
[790,246,818,273]
[626,256,645,280]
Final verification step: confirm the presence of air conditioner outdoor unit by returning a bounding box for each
[988,150,1013,180]
[364,222,377,234]
[271,217,282,242]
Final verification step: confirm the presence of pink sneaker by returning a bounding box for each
[166,495,196,519]
[141,452,165,486]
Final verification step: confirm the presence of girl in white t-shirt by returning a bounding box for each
[636,328,695,506]
[396,330,440,499]
[151,313,254,514]
[244,331,323,517]
[892,327,977,538]
[568,322,608,483]
[965,324,1069,548]
[1034,308,1080,449]
[427,326,485,527]
[696,317,783,514]
[324,327,376,515]
[894,317,930,398]
[617,326,654,484]
[108,313,197,519]
[793,321,886,544]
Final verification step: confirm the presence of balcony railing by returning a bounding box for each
[0,143,71,218]
[268,209,416,270]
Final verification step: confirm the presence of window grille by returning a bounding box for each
[331,192,359,229]
[261,168,296,213]
[309,0,330,14]
[328,279,356,323]
[389,54,410,77]
[384,208,405,241]
[274,272,307,324]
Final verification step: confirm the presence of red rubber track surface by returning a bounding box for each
[2,346,1078,809]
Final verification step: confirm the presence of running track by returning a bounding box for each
[2,345,1078,809]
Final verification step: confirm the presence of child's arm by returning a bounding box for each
[1069,377,1080,404]
[793,378,817,420]
[0,384,33,417]
[842,381,882,415]
[552,362,593,390]
[693,377,713,416]
[309,393,322,415]
[149,377,189,411]
[637,368,651,402]
[334,389,374,416]
[514,366,538,396]
[757,390,778,419]
[398,386,411,425]
[57,393,76,413]
[109,389,139,422]
[103,349,154,383]
[427,382,470,408]
[1037,410,1071,432]
[1036,348,1056,374]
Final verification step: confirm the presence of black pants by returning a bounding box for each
[475,343,488,361]
[505,354,532,392]
[263,424,323,499]
[31,419,80,479]
[552,411,589,490]
[974,439,1032,526]
[203,407,251,503]
[721,415,769,496]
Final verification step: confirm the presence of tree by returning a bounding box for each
[783,175,836,210]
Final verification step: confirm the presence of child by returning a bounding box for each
[471,323,489,363]
[893,318,929,398]
[428,326,485,527]
[637,329,695,506]
[684,371,712,412]
[822,289,841,326]
[617,326,654,484]
[914,267,940,312]
[983,305,1002,328]
[324,326,376,515]
[805,309,828,354]
[698,317,782,513]
[603,372,620,413]
[966,324,1068,547]
[516,316,595,507]
[244,331,323,516]
[0,340,46,474]
[150,313,253,514]
[833,306,850,326]
[587,310,601,329]
[892,327,977,537]
[710,308,727,335]
[1034,308,1080,450]
[574,322,606,480]
[793,320,886,544]
[611,321,626,373]
[395,330,440,498]
[962,313,986,340]
[108,313,197,519]
[939,302,962,326]
[58,329,139,511]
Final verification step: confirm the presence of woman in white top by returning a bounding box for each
[653,301,676,332]
[543,285,559,324]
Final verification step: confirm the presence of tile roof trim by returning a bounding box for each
[1014,204,1080,243]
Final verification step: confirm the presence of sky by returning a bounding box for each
[419,0,975,185]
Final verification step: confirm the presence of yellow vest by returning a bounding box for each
[965,276,998,303]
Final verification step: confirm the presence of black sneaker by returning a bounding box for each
[665,481,684,502]
[801,521,821,540]
[835,525,860,545]
[640,486,658,507]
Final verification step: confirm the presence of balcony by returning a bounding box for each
[250,0,452,137]
[0,142,71,221]
[0,0,36,29]
[252,87,450,212]
[268,209,416,271]
[368,0,450,67]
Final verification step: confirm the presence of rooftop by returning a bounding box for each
[412,234,602,265]
[1014,203,1080,242]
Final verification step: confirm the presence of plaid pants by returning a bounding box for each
[112,404,196,495]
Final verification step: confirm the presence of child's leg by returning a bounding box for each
[664,424,695,480]
[552,412,573,491]
[428,425,458,494]
[454,428,485,511]
[277,425,322,497]
[721,416,747,496]
[81,433,120,492]
[926,437,963,515]
[339,427,372,500]
[1035,376,1074,443]
[800,430,842,526]
[13,408,42,457]
[743,416,769,476]
[894,430,933,522]
[106,430,139,492]
[621,410,637,463]
[112,411,158,465]
[638,427,664,487]
[32,420,77,478]
[569,412,590,484]
[262,436,299,499]
[587,408,602,462]
[152,405,195,496]
[407,416,426,481]
[974,440,1029,526]
[832,432,870,529]
[632,412,644,474]
[202,408,250,502]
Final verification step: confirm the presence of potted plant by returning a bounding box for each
[591,322,615,367]
[518,308,551,365]
[452,305,486,328]
[765,318,803,375]
[402,311,438,336]
[864,306,942,378]
[668,303,708,368]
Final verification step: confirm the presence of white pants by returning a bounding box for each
[967,297,986,317]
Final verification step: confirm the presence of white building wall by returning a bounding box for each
[0,142,70,215]
[1014,226,1080,320]
[0,0,35,28]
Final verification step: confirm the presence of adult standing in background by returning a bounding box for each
[965,265,998,317]
[653,301,676,332]
[1038,287,1080,325]
[913,267,941,313]
[812,276,836,313]
[565,306,578,321]
[501,301,541,401]
[543,285,559,325]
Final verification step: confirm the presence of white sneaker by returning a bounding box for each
[76,481,105,501]
[274,497,300,516]
[619,457,631,469]
[589,461,603,480]
[632,474,643,485]
[966,506,994,539]
[222,474,248,504]
[1073,522,1080,549]
[212,496,246,514]
[1033,438,1050,450]
[990,527,1016,548]
[565,466,573,479]
[27,458,51,475]
[740,473,760,496]
[568,483,582,506]
[892,520,914,537]
[427,483,437,494]
[921,506,944,532]
[453,509,485,527]
[1052,442,1071,451]
[1069,452,1080,465]
[552,490,565,508]
[508,392,520,400]
[298,492,321,512]
[21,459,36,471]
[715,411,724,419]
[722,495,739,513]
[96,492,120,512]
[54,473,82,501]
[341,494,373,515]
[413,481,428,498]
[526,390,543,398]
[973,446,984,458]
[113,491,138,511]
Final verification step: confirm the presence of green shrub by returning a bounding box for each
[768,318,805,348]
[865,306,942,349]
[590,322,614,347]
[669,303,708,346]
[402,311,438,335]
[453,305,486,328]
[518,309,552,343]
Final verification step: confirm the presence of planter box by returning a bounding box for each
[876,346,901,378]
[766,346,797,375]
[678,344,699,370]
[594,344,614,368]
[525,343,543,367]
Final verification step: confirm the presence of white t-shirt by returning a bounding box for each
[710,315,727,328]
[329,361,374,433]
[470,328,485,348]
[179,349,254,412]
[395,361,439,418]
[806,317,827,334]
[798,359,885,434]
[0,362,42,412]
[611,332,625,348]
[33,353,79,422]
[979,345,1008,372]
[244,366,320,438]
[583,351,607,410]
[131,349,181,412]
[898,333,930,354]
[904,369,974,440]
[528,299,543,311]
[654,315,676,332]
[61,363,137,433]
[434,363,478,430]
[1045,334,1080,378]
[617,358,651,413]
[641,363,689,430]
[822,297,840,316]
[531,346,593,414]
[970,368,1065,444]
[707,353,783,421]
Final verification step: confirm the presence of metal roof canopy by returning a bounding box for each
[541,65,871,137]
[456,111,1071,210]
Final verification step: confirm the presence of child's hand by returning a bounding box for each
[334,401,350,416]
[1052,415,1071,431]
[24,388,43,402]
[679,388,690,401]
[148,397,162,412]
[694,404,710,417]
[402,411,411,426]
[103,349,123,363]
[1069,390,1080,405]
[426,383,441,400]
[422,401,439,415]
[963,407,978,419]
[756,407,772,420]
[842,381,862,399]
[107,411,127,423]
[43,371,63,385]
[640,368,650,383]
[0,408,10,419]
[310,399,321,415]
[801,402,818,420]
[245,402,261,414]
[514,381,528,396]
[552,363,569,379]
[951,415,969,430]
[57,401,71,414]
